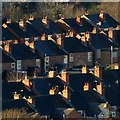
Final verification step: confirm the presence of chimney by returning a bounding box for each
[41,34,46,40]
[108,27,113,39]
[97,82,104,94]
[83,83,89,91]
[61,71,69,83]
[4,42,10,53]
[42,16,48,25]
[48,70,57,78]
[19,19,26,30]
[29,15,34,21]
[76,16,81,23]
[6,18,11,24]
[81,36,86,42]
[82,65,87,73]
[85,32,90,41]
[94,65,102,78]
[92,28,97,34]
[27,96,33,104]
[13,92,22,100]
[57,35,63,46]
[29,41,35,50]
[116,25,120,30]
[99,10,105,20]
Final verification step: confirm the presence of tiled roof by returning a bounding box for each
[2,99,35,113]
[29,19,61,35]
[6,22,30,38]
[30,77,65,95]
[62,37,92,53]
[85,13,120,28]
[35,40,67,56]
[62,18,93,33]
[90,33,118,49]
[2,48,16,63]
[2,26,18,41]
[10,43,40,60]
[114,30,120,45]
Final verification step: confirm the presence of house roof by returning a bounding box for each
[62,18,93,33]
[10,43,40,60]
[85,13,120,28]
[2,26,18,41]
[2,82,36,101]
[114,30,120,45]
[6,22,30,38]
[90,33,118,49]
[33,94,71,116]
[62,37,92,53]
[35,40,67,56]
[29,19,61,35]
[2,48,16,63]
[105,86,120,106]
[30,77,65,95]
[102,69,120,86]
[69,73,99,92]
[70,90,106,117]
[2,99,35,113]
[25,21,42,37]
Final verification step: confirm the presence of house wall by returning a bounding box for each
[2,63,12,71]
[68,52,93,68]
[21,59,37,70]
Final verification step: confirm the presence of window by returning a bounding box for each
[36,59,40,67]
[11,63,15,69]
[17,60,21,70]
[88,52,92,62]
[45,56,49,66]
[97,49,101,58]
[113,51,118,58]
[69,53,73,62]
[64,55,68,64]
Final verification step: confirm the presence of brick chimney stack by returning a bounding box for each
[108,27,114,39]
[57,35,64,46]
[76,16,81,23]
[99,10,105,20]
[116,25,120,30]
[42,16,48,25]
[85,32,90,42]
[94,65,102,78]
[6,18,12,24]
[92,27,97,34]
[29,15,34,21]
[82,65,87,73]
[19,19,26,30]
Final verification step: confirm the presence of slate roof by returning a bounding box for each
[90,33,118,49]
[69,73,100,92]
[2,99,35,113]
[6,22,30,38]
[102,69,120,86]
[62,18,94,33]
[114,30,120,45]
[2,26,18,41]
[29,19,61,35]
[33,94,72,116]
[25,21,41,37]
[2,48,16,63]
[70,90,106,117]
[85,13,120,28]
[62,37,92,53]
[35,40,67,56]
[30,77,65,95]
[105,86,120,106]
[2,82,36,101]
[10,43,40,60]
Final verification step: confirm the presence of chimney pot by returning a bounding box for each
[92,28,97,34]
[99,10,105,20]
[76,16,81,23]
[108,27,113,39]
[29,15,34,20]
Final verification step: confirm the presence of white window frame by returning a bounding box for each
[17,60,21,70]
[64,55,68,64]
[97,49,101,58]
[88,52,92,62]
[34,37,38,41]
[36,59,40,67]
[113,51,118,58]
[69,53,74,62]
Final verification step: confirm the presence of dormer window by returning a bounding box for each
[97,21,102,26]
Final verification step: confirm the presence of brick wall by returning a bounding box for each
[21,59,37,70]
[69,52,93,68]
